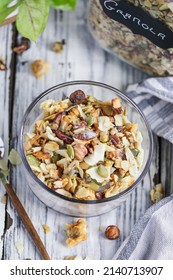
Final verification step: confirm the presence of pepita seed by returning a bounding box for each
[97,165,108,178]
[67,145,74,159]
[26,155,41,167]
[86,115,95,126]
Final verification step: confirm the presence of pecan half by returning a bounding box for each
[53,112,65,125]
[54,130,73,144]
[73,131,97,141]
[117,126,125,133]
[86,145,94,154]
[118,149,126,160]
[95,192,104,200]
[69,90,85,104]
[113,107,123,115]
[73,121,87,130]
[110,135,121,146]
[13,37,31,54]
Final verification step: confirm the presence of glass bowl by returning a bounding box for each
[19,81,153,217]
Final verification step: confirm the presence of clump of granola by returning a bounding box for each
[31,59,50,78]
[13,37,31,54]
[24,90,144,200]
[65,219,87,247]
[0,58,7,71]
[52,40,65,53]
[150,183,164,203]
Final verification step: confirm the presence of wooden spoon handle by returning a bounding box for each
[4,183,51,260]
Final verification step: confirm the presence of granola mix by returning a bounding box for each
[24,90,144,200]
[150,183,164,203]
[31,59,51,78]
[65,219,87,247]
[88,0,173,76]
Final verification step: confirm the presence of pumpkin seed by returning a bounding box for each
[67,145,74,159]
[52,152,60,163]
[26,155,41,167]
[131,149,139,157]
[86,115,95,126]
[101,105,113,116]
[97,165,108,178]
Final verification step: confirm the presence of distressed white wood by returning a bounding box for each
[0,0,169,260]
[0,23,14,259]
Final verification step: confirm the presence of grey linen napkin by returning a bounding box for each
[126,77,173,144]
[113,77,173,260]
[113,196,173,260]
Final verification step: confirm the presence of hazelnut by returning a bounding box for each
[105,225,120,240]
[69,90,85,104]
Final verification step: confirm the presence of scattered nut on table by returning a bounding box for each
[52,40,65,53]
[31,59,51,78]
[65,218,87,247]
[150,183,164,203]
[0,58,7,71]
[105,225,120,240]
[13,37,31,54]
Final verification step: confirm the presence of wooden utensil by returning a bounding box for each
[0,172,51,260]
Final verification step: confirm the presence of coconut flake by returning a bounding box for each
[114,115,123,126]
[46,126,63,145]
[98,116,114,131]
[56,189,72,198]
[54,180,63,189]
[86,166,110,183]
[125,147,138,177]
[168,3,173,12]
[84,143,106,166]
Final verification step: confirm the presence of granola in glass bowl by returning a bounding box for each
[24,89,144,201]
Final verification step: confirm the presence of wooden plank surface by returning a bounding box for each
[0,23,14,259]
[0,0,172,260]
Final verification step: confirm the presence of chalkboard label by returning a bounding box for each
[100,0,173,49]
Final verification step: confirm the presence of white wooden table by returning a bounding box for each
[0,0,173,260]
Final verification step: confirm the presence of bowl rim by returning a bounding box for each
[19,80,153,205]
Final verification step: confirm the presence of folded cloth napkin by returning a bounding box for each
[113,77,173,260]
[126,77,173,144]
[113,195,173,260]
